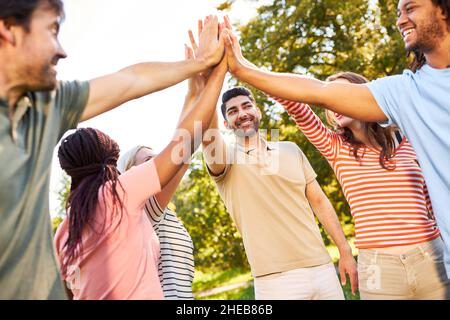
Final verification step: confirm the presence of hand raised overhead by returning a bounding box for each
[222,15,255,75]
[194,15,226,68]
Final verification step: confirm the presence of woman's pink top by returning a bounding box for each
[54,159,164,300]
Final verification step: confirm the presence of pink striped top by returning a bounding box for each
[273,97,440,249]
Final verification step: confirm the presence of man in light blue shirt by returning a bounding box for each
[220,0,450,276]
[367,65,450,274]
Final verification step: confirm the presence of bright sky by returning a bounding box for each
[49,0,270,216]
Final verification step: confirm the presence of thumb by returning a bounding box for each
[223,30,233,54]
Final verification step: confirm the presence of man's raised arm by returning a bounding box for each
[222,18,387,123]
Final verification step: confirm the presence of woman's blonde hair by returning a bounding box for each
[117,145,153,173]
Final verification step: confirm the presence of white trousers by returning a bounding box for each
[254,263,345,300]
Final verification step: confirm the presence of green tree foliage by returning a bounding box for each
[52,173,71,234]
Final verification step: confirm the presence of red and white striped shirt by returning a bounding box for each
[273,97,440,249]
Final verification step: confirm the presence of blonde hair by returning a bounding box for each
[117,145,153,173]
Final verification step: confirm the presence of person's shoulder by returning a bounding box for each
[271,140,300,151]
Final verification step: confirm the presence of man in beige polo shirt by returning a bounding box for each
[202,86,357,299]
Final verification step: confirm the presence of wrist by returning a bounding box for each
[232,60,249,78]
[194,56,211,71]
[338,245,353,257]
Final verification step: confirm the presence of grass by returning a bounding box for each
[193,268,252,294]
[197,284,255,300]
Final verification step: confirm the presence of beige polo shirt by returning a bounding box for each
[207,138,331,277]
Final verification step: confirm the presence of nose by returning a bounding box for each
[396,11,408,31]
[56,40,67,60]
[237,108,248,120]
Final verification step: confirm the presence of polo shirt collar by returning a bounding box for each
[0,97,7,108]
[235,134,276,155]
[8,95,32,142]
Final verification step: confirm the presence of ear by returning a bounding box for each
[224,120,230,129]
[0,20,16,45]
[436,4,449,21]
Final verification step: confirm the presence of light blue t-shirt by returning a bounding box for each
[367,64,450,277]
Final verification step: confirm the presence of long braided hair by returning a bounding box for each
[409,0,450,71]
[58,128,125,276]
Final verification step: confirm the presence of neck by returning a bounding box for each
[237,132,260,148]
[425,34,450,69]
[348,122,373,147]
[0,58,27,114]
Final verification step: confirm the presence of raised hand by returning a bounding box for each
[184,44,207,101]
[195,15,225,68]
[222,15,254,76]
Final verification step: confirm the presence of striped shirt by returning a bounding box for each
[145,197,195,299]
[273,97,440,249]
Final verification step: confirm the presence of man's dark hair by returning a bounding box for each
[409,0,450,71]
[0,0,64,31]
[220,86,255,119]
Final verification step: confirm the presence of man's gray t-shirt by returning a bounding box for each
[0,81,89,299]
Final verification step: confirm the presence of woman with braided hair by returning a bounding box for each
[53,44,228,300]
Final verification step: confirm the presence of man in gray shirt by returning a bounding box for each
[0,0,224,299]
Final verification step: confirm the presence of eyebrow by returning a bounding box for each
[226,106,238,114]
[398,0,415,13]
[227,101,252,111]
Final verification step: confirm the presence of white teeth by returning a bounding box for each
[403,29,413,37]
[238,120,252,127]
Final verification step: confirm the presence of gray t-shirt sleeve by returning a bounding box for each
[366,74,408,128]
[55,80,90,139]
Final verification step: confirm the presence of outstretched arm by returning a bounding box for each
[154,43,206,209]
[81,16,225,121]
[271,97,341,160]
[154,49,228,189]
[222,17,386,122]
[187,20,228,177]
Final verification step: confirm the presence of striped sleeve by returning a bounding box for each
[271,96,341,161]
[144,196,165,226]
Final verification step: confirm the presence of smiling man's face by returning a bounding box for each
[12,3,67,92]
[224,95,262,138]
[396,0,447,53]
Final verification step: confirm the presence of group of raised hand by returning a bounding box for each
[184,15,250,88]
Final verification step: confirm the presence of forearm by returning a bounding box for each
[154,65,226,188]
[234,65,384,122]
[312,198,351,254]
[271,97,338,159]
[155,163,189,210]
[82,59,210,121]
[122,59,210,100]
